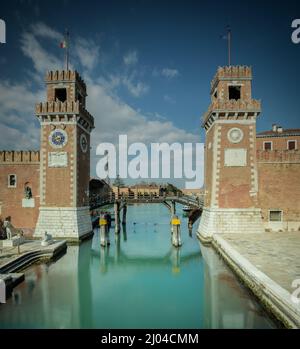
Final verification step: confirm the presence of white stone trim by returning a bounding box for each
[268,209,283,222]
[211,126,221,208]
[73,126,77,206]
[7,174,17,188]
[34,206,92,239]
[214,120,256,125]
[263,140,273,150]
[38,206,90,211]
[202,207,262,213]
[198,207,264,239]
[40,121,90,135]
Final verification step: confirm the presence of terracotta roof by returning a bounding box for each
[130,184,159,189]
[256,128,300,138]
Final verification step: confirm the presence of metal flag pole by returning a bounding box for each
[227,26,231,66]
[65,29,70,71]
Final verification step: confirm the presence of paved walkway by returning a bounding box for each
[0,240,66,269]
[222,233,300,293]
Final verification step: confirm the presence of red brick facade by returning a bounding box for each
[0,151,40,235]
[199,66,300,240]
[256,127,300,231]
[0,70,94,240]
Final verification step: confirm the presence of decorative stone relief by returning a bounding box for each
[227,127,244,144]
[48,152,68,167]
[224,148,247,167]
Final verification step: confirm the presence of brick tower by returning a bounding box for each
[198,66,264,242]
[34,70,94,241]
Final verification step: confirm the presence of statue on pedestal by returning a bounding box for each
[24,186,32,200]
[41,231,53,246]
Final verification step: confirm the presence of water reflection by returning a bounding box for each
[200,244,277,328]
[0,204,277,329]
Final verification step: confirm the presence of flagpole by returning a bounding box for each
[228,27,231,66]
[65,30,69,71]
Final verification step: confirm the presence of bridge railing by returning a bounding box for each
[90,192,204,209]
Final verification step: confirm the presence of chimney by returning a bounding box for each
[272,124,277,132]
[277,126,283,133]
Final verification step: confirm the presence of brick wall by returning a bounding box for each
[76,126,90,207]
[40,124,73,207]
[256,135,300,151]
[0,154,40,234]
[257,150,300,230]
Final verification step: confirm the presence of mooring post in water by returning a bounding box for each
[114,201,120,234]
[122,203,127,225]
[99,214,108,247]
[171,215,182,247]
[171,200,176,216]
[171,246,181,273]
[188,219,193,237]
[100,246,107,273]
[115,233,120,263]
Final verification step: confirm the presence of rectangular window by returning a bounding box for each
[269,210,282,222]
[288,140,297,150]
[228,85,241,100]
[8,174,17,188]
[54,88,67,102]
[263,141,272,150]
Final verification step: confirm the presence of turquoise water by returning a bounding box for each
[0,204,276,328]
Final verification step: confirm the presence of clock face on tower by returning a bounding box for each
[80,133,88,153]
[49,129,68,148]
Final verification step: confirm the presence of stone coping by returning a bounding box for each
[0,240,67,273]
[210,234,300,328]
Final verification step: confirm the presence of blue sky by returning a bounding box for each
[0,0,300,186]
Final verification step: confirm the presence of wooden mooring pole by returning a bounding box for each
[99,213,110,247]
[114,201,120,234]
[171,215,182,247]
[122,203,127,225]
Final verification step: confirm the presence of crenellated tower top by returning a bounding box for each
[36,70,94,131]
[203,65,261,130]
[45,70,87,107]
[210,66,252,93]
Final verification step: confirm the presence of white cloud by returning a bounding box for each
[122,76,149,97]
[153,67,180,79]
[86,77,197,146]
[101,73,149,98]
[20,31,61,75]
[161,68,179,79]
[0,80,43,149]
[30,22,61,41]
[123,50,138,65]
[1,22,200,185]
[164,94,176,104]
[74,37,100,70]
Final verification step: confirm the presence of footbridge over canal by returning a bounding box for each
[90,193,204,245]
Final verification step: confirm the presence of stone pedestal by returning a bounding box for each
[34,206,92,241]
[198,207,264,242]
[2,236,25,247]
[22,198,35,208]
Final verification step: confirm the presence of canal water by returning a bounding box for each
[0,204,277,329]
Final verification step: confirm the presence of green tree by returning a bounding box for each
[113,174,125,188]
